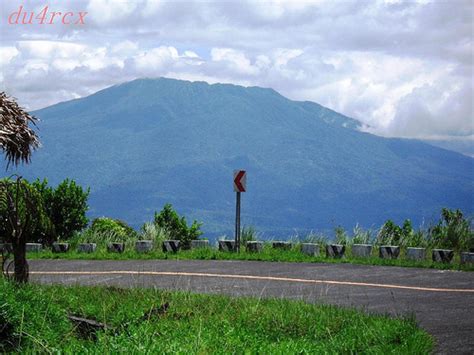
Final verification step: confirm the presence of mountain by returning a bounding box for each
[422,139,474,158]
[5,78,473,237]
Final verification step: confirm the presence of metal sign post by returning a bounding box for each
[235,191,241,252]
[233,170,246,252]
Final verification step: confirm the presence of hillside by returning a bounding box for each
[5,78,473,236]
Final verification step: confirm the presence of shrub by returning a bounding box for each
[69,218,137,247]
[153,204,202,248]
[376,220,403,246]
[429,208,474,251]
[90,217,137,239]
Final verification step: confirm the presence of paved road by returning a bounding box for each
[28,259,474,354]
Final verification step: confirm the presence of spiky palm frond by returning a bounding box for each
[0,92,40,167]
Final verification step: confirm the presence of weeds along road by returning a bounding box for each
[29,259,474,354]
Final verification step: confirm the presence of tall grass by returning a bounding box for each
[351,224,373,245]
[68,229,129,247]
[140,222,170,246]
[0,278,433,353]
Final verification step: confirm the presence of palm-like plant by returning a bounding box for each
[0,92,40,167]
[0,92,41,283]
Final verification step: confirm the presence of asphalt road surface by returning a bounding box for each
[28,259,474,354]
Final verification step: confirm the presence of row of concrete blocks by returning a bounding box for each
[50,240,210,253]
[312,244,472,264]
[0,241,195,254]
[233,241,474,264]
[220,241,474,264]
[1,241,473,264]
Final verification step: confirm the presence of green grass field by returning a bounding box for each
[1,278,433,353]
[27,243,474,271]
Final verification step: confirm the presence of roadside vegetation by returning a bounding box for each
[1,177,473,272]
[0,278,433,353]
[28,239,474,271]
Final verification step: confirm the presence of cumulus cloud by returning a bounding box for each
[0,0,472,142]
[386,79,473,138]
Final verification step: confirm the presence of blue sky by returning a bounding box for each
[0,0,472,143]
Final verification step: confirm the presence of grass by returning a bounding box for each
[0,278,433,353]
[27,242,474,271]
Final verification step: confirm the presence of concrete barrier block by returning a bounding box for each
[246,241,263,253]
[218,240,236,252]
[460,252,474,264]
[379,246,400,259]
[406,247,426,261]
[432,249,454,263]
[352,244,372,258]
[272,241,292,250]
[135,240,153,253]
[107,242,125,253]
[0,243,13,253]
[191,240,209,249]
[301,243,319,256]
[162,240,180,253]
[77,243,96,253]
[52,242,69,253]
[326,244,345,258]
[26,243,42,252]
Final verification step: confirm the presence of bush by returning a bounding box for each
[153,204,202,248]
[68,218,137,247]
[406,230,429,248]
[429,208,474,251]
[376,220,403,246]
[90,217,137,239]
[32,178,89,244]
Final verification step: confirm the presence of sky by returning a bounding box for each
[0,0,472,142]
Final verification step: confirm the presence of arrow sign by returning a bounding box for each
[233,170,246,192]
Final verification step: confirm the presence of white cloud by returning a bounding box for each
[87,0,141,24]
[386,79,473,139]
[211,48,259,76]
[111,40,139,55]
[0,47,19,66]
[0,0,471,142]
[133,46,179,72]
[17,41,87,59]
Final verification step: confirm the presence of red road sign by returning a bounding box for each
[233,170,246,192]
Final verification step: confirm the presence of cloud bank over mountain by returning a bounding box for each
[1,0,472,143]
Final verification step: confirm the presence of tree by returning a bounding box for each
[154,204,202,248]
[0,177,51,282]
[430,208,474,251]
[32,178,90,243]
[0,92,41,283]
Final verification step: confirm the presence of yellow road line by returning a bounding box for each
[29,270,474,294]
